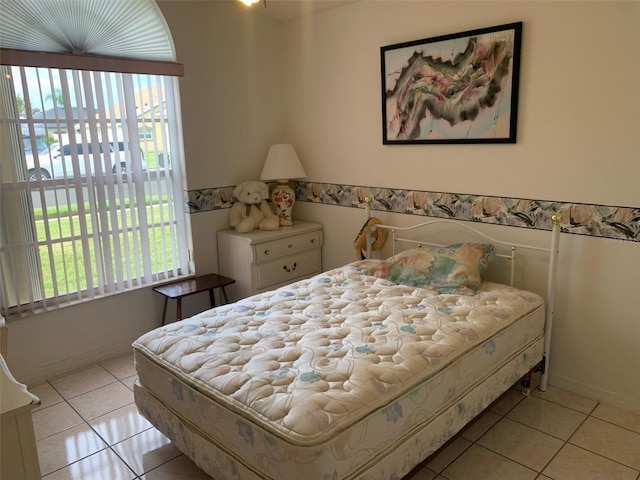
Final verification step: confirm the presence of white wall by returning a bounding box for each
[7,288,160,383]
[283,1,639,409]
[7,1,639,410]
[6,1,285,384]
[284,1,639,206]
[158,0,289,276]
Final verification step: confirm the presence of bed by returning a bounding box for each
[133,215,561,480]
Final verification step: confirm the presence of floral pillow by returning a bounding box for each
[363,243,495,294]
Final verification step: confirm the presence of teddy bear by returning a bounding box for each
[229,180,280,233]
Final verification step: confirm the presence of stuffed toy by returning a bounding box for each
[353,217,387,259]
[229,180,280,233]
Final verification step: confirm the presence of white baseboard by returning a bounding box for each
[19,341,135,387]
[548,372,640,411]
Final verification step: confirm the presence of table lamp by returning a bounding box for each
[260,144,307,226]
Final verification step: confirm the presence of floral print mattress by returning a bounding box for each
[133,261,545,479]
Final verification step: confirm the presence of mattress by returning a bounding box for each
[133,261,545,479]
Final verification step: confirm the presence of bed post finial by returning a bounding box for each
[551,213,561,227]
[364,197,373,219]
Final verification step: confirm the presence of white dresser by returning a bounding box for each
[1,355,41,480]
[217,221,323,301]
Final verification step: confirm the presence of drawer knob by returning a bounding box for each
[283,262,297,273]
[264,249,270,255]
[311,238,316,244]
[288,244,293,248]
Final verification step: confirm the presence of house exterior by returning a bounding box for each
[7,0,639,411]
[99,84,168,161]
[32,106,89,132]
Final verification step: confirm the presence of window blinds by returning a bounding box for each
[0,0,177,62]
[0,65,189,317]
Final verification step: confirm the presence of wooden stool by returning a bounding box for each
[153,274,235,325]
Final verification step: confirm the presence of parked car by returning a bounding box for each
[26,141,147,181]
[23,135,48,155]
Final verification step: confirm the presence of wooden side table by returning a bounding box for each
[153,274,235,325]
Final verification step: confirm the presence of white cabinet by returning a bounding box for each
[217,221,323,301]
[1,355,41,480]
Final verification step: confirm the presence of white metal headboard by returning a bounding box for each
[369,218,558,288]
[362,199,561,392]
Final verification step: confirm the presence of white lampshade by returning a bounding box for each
[260,144,306,226]
[260,144,307,181]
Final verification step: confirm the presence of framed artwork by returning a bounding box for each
[381,22,522,144]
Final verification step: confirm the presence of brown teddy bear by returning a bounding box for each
[229,181,280,233]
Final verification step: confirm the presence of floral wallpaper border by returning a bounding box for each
[185,182,639,243]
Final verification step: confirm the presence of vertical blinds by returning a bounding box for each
[0,65,189,317]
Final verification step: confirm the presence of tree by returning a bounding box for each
[45,88,64,107]
[16,94,42,116]
[16,94,25,115]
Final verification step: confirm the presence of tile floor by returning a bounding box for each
[30,353,640,480]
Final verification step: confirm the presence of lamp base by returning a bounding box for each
[271,180,295,226]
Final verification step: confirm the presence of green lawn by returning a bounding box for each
[35,196,176,297]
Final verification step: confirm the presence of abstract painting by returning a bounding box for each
[381,22,522,144]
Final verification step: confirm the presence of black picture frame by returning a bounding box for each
[381,22,522,145]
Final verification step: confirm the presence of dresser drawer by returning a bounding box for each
[254,231,322,264]
[218,221,323,301]
[255,249,321,291]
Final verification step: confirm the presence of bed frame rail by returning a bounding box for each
[364,209,561,392]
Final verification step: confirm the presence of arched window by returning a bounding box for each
[0,0,191,317]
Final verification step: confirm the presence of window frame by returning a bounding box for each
[0,63,192,318]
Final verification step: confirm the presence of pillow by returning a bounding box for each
[363,243,495,294]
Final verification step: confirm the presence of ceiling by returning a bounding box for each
[250,0,358,22]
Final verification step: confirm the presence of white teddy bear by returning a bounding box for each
[229,180,280,233]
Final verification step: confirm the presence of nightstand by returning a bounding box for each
[217,221,323,301]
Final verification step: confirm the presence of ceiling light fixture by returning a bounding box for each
[239,0,266,7]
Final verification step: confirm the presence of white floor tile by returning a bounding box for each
[570,417,640,470]
[507,395,587,440]
[141,454,213,479]
[88,403,153,445]
[425,437,472,473]
[477,417,563,471]
[30,382,64,411]
[591,403,640,434]
[543,443,638,480]
[32,401,84,441]
[32,356,637,480]
[460,410,501,442]
[37,423,108,475]
[410,468,438,480]
[490,387,527,415]
[68,381,134,421]
[41,448,136,480]
[112,427,182,475]
[121,375,138,391]
[49,364,118,399]
[442,444,537,480]
[101,353,137,380]
[532,385,599,414]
